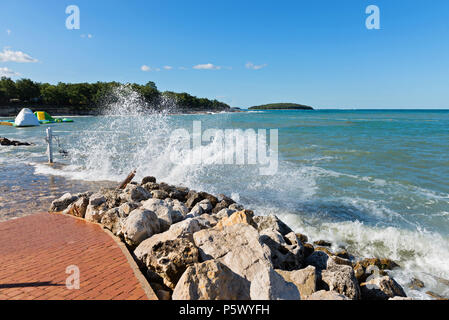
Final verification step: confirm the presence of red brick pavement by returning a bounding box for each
[0,213,157,300]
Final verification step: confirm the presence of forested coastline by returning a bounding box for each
[0,77,230,114]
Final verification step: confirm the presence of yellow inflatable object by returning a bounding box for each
[35,111,47,121]
[0,121,13,126]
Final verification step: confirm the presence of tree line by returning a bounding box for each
[0,77,230,112]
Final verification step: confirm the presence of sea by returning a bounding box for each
[1,93,448,299]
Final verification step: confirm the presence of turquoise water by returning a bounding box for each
[1,107,449,299]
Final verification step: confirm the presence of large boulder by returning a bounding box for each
[276,266,317,298]
[100,208,123,235]
[253,214,293,236]
[120,208,160,247]
[321,264,361,300]
[50,193,78,212]
[135,237,199,289]
[142,198,186,232]
[306,290,350,300]
[185,191,203,209]
[193,223,272,281]
[259,229,304,271]
[360,276,407,300]
[172,260,251,300]
[250,265,301,300]
[215,210,257,230]
[120,184,151,202]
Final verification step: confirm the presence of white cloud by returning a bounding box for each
[0,67,20,77]
[163,66,173,70]
[6,29,11,36]
[87,34,93,38]
[0,48,38,63]
[179,66,188,70]
[81,34,93,39]
[245,62,267,70]
[193,63,221,70]
[141,65,161,72]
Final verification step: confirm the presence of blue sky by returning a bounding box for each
[1,0,448,109]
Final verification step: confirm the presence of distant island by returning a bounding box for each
[248,103,314,110]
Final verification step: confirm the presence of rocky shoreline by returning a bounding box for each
[49,175,411,300]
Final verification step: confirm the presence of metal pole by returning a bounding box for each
[46,127,53,164]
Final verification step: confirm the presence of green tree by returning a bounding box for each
[15,78,40,102]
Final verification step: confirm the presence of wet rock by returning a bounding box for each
[185,191,203,209]
[212,195,235,214]
[303,243,314,258]
[296,233,308,244]
[151,190,169,200]
[137,237,199,289]
[360,276,407,300]
[357,258,399,271]
[142,182,160,191]
[276,266,317,298]
[141,176,156,185]
[50,193,79,212]
[426,291,448,300]
[120,208,160,247]
[193,223,271,281]
[172,260,251,300]
[389,296,414,300]
[313,240,332,247]
[335,250,350,260]
[169,188,189,202]
[253,215,293,236]
[63,196,89,218]
[306,290,350,300]
[321,264,361,300]
[198,192,218,208]
[0,137,32,146]
[315,246,333,256]
[250,265,301,300]
[409,278,425,290]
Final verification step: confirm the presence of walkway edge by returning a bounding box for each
[50,212,158,300]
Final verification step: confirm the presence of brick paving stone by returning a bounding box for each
[0,213,156,300]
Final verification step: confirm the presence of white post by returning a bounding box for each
[46,127,53,164]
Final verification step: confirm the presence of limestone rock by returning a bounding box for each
[138,237,199,289]
[50,193,78,212]
[84,203,108,223]
[89,193,106,207]
[172,260,251,300]
[100,208,123,235]
[142,198,185,232]
[276,266,317,298]
[193,223,271,281]
[63,196,89,218]
[250,266,301,300]
[306,290,350,300]
[151,190,169,200]
[259,228,304,270]
[215,210,257,230]
[185,191,203,209]
[214,208,236,219]
[321,264,361,300]
[121,184,151,202]
[360,276,407,300]
[253,214,293,236]
[118,201,140,217]
[120,208,160,247]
